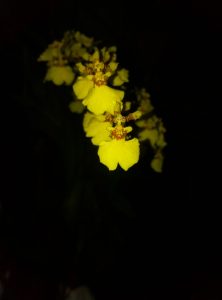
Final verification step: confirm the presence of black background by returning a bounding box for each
[0,0,221,299]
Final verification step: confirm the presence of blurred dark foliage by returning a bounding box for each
[0,0,221,299]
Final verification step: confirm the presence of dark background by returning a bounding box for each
[0,0,221,299]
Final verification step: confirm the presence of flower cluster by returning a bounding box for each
[38,30,167,172]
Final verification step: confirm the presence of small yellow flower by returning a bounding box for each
[70,43,90,59]
[138,128,159,146]
[151,152,164,173]
[69,100,85,113]
[73,77,124,115]
[113,68,129,86]
[98,138,140,171]
[61,30,92,60]
[83,112,112,145]
[45,66,75,85]
[136,116,167,148]
[136,88,153,114]
[138,127,167,148]
[73,48,125,114]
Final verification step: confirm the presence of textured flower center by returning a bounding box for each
[111,125,128,140]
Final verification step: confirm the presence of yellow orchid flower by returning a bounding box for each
[73,77,124,115]
[138,127,167,148]
[45,66,75,85]
[136,116,167,148]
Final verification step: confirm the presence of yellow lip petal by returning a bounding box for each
[83,85,124,115]
[45,66,75,85]
[98,138,140,171]
[117,138,140,170]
